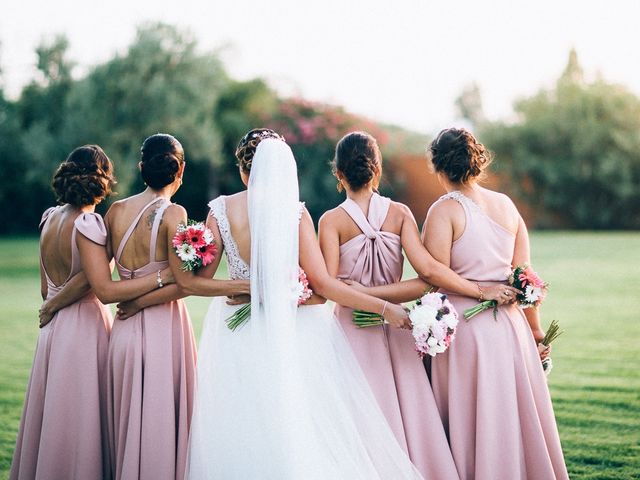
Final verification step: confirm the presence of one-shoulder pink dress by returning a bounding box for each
[429,191,568,479]
[10,207,113,480]
[334,193,459,480]
[87,198,197,480]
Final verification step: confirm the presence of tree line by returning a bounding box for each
[1,25,638,232]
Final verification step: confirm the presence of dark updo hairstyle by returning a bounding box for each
[52,145,116,207]
[428,128,493,184]
[140,133,185,189]
[332,131,381,191]
[235,128,286,173]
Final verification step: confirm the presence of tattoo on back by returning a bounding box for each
[146,207,163,229]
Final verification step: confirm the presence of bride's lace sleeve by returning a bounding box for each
[298,201,306,222]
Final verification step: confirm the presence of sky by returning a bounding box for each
[2,0,639,135]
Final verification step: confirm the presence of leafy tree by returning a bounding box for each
[213,78,278,196]
[481,50,640,229]
[61,23,229,219]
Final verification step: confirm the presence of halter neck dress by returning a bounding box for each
[333,192,459,480]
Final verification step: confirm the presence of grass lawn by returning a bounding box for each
[1,232,639,479]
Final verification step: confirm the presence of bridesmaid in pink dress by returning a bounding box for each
[77,134,249,480]
[319,132,517,480]
[424,128,568,479]
[11,146,119,479]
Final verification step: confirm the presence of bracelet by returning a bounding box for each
[381,301,388,318]
[156,270,164,288]
[476,283,484,302]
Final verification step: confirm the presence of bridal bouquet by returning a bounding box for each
[226,267,313,331]
[539,319,563,376]
[410,293,459,358]
[172,221,217,271]
[464,264,549,320]
[353,293,458,358]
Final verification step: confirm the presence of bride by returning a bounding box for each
[186,130,424,479]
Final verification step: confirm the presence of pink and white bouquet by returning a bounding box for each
[226,267,312,331]
[410,293,459,358]
[353,292,459,358]
[464,264,549,320]
[172,221,217,271]
[510,264,548,308]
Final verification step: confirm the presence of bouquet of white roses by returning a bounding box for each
[410,292,459,358]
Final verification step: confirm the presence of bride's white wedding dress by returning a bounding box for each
[186,140,422,479]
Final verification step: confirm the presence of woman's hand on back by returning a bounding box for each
[481,284,521,305]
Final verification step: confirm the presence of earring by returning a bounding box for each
[336,181,343,193]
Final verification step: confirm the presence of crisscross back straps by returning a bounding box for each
[339,193,391,239]
[149,201,171,263]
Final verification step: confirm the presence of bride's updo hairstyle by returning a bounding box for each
[428,128,493,185]
[235,128,286,173]
[52,145,116,207]
[140,133,185,189]
[332,131,381,192]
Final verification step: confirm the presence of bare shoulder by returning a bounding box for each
[427,197,463,218]
[164,203,187,221]
[104,199,126,225]
[389,200,413,219]
[483,188,520,214]
[225,191,247,205]
[318,206,344,228]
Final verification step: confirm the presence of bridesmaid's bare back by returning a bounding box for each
[106,193,171,270]
[40,206,78,286]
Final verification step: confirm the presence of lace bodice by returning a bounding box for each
[208,196,305,280]
[209,197,250,280]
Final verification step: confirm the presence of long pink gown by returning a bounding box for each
[334,193,460,480]
[10,207,113,480]
[429,191,569,479]
[88,198,197,480]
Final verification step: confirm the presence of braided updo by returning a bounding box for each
[140,134,185,189]
[332,132,381,191]
[428,128,493,184]
[52,145,116,207]
[235,128,286,173]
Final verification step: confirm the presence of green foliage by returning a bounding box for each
[0,24,229,232]
[262,98,406,220]
[481,51,640,229]
[0,23,418,232]
[213,78,279,196]
[61,23,228,220]
[1,233,639,478]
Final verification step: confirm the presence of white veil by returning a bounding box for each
[186,139,423,479]
[246,139,313,476]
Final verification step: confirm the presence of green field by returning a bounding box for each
[1,233,639,479]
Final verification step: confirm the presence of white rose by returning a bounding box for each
[410,304,438,328]
[442,313,458,329]
[427,336,438,347]
[433,343,447,354]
